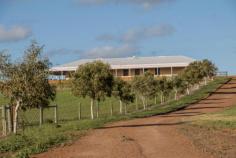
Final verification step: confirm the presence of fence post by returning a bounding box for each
[1,105,7,136]
[110,102,113,117]
[6,105,12,133]
[54,105,58,124]
[135,97,138,111]
[39,106,43,126]
[78,103,81,120]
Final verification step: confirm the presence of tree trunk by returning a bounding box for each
[145,98,148,109]
[124,103,127,115]
[142,96,146,110]
[160,93,163,104]
[197,84,200,89]
[204,77,207,85]
[119,100,123,114]
[13,100,20,134]
[90,99,94,120]
[154,96,157,104]
[135,97,138,111]
[174,89,178,100]
[96,101,99,118]
[186,87,190,95]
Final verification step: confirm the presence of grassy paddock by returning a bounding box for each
[189,105,236,129]
[181,102,236,158]
[0,77,229,158]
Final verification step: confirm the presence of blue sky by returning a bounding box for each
[0,0,236,74]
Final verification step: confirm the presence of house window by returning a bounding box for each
[123,69,129,76]
[135,69,140,75]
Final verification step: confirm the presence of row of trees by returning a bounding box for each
[71,58,217,119]
[0,41,218,133]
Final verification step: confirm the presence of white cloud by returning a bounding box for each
[46,48,82,57]
[97,24,175,43]
[81,44,139,58]
[75,0,175,9]
[0,25,32,43]
[46,44,139,59]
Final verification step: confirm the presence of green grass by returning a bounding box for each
[191,105,236,129]
[0,77,229,158]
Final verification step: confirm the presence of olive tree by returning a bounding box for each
[201,59,218,85]
[182,61,204,94]
[113,78,134,114]
[156,77,173,104]
[0,41,56,134]
[72,61,114,120]
[171,75,186,100]
[132,72,156,110]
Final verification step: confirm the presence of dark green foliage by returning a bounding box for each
[132,72,157,109]
[113,78,134,104]
[72,61,114,119]
[201,59,218,78]
[182,61,204,86]
[72,61,114,101]
[156,77,173,103]
[171,75,187,100]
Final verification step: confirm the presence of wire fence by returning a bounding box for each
[0,105,58,135]
[0,87,177,135]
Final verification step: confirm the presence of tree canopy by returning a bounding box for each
[0,41,56,133]
[132,72,157,109]
[113,78,134,114]
[72,61,114,119]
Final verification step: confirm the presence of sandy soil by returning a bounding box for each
[33,78,236,158]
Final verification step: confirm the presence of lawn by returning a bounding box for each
[0,77,229,158]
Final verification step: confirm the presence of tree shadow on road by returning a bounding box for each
[97,121,187,129]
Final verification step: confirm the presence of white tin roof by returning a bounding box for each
[50,55,195,72]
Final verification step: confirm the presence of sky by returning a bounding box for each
[0,0,236,74]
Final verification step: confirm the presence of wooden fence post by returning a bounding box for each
[78,103,81,120]
[39,106,43,126]
[54,105,58,124]
[1,105,7,136]
[110,102,113,117]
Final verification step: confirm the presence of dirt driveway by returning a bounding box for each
[34,78,236,158]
